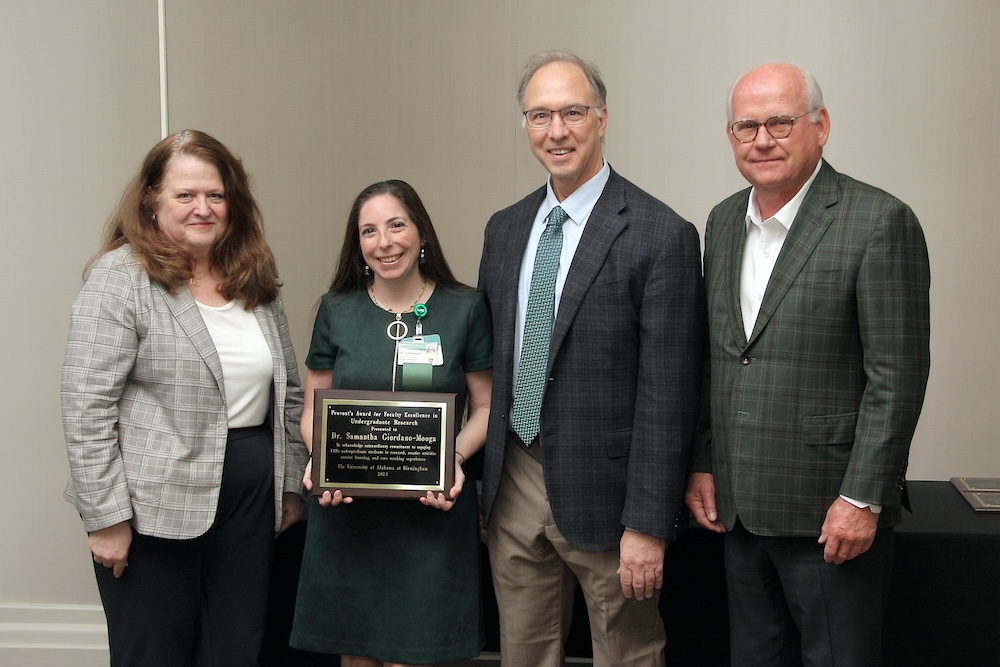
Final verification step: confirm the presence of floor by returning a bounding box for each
[441,655,500,666]
[445,655,595,666]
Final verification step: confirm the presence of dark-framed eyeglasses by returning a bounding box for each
[522,105,595,129]
[729,111,816,143]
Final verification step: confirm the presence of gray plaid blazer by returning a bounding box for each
[478,169,704,549]
[62,245,307,539]
[691,160,931,536]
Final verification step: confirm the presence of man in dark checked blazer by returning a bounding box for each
[478,50,703,666]
[686,63,931,666]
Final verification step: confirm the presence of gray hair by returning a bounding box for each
[516,49,607,111]
[726,64,825,124]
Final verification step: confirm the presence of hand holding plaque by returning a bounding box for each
[311,390,456,499]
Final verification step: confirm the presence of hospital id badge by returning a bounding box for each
[398,334,444,366]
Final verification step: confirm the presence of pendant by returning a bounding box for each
[386,313,408,341]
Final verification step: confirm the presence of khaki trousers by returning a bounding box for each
[487,437,665,667]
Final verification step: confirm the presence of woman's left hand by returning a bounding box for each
[279,491,304,533]
[419,458,466,511]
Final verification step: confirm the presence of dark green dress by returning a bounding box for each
[290,286,492,664]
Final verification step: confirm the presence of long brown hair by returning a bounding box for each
[96,130,279,308]
[327,180,465,294]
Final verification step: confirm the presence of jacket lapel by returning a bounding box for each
[254,303,283,386]
[500,189,545,329]
[160,284,226,393]
[548,172,626,364]
[254,303,285,429]
[748,161,838,344]
[489,188,545,381]
[720,191,752,348]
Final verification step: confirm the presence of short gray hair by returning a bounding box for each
[516,49,607,111]
[726,64,825,125]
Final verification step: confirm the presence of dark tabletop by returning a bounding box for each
[897,480,1000,538]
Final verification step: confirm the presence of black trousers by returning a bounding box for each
[94,424,275,667]
[725,518,894,667]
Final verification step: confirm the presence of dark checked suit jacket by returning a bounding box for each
[690,160,931,536]
[478,168,704,550]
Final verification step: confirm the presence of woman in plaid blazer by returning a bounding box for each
[61,130,308,666]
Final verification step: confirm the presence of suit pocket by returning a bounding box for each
[120,428,174,505]
[586,273,631,298]
[605,428,631,458]
[802,412,858,445]
[580,275,636,341]
[806,267,844,284]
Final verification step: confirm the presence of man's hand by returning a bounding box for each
[89,521,132,578]
[685,472,726,533]
[818,497,878,564]
[617,530,665,600]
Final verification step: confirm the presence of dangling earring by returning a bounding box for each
[151,214,157,222]
[364,265,371,277]
[419,246,426,264]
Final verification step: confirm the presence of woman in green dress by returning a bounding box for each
[290,180,493,666]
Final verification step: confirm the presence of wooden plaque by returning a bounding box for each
[311,389,456,499]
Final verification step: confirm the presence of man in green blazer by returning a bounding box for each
[686,63,930,666]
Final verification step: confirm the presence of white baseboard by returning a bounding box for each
[0,604,108,667]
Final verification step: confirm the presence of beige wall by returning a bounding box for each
[2,1,998,662]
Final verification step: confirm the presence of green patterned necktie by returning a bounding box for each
[511,205,567,445]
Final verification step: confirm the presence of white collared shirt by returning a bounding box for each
[740,160,822,341]
[513,160,611,384]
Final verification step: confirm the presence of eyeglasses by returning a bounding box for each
[729,111,816,143]
[522,105,596,129]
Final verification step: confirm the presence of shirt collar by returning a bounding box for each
[745,159,823,231]
[544,160,611,226]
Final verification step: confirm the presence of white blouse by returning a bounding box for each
[196,299,273,428]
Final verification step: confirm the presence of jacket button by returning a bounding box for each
[740,354,751,365]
